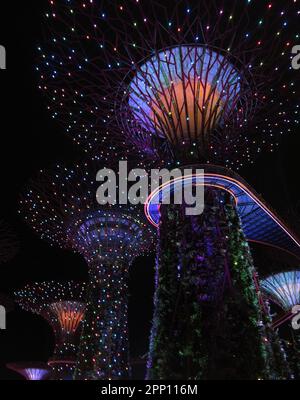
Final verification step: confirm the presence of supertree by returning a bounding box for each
[14,281,86,380]
[6,362,51,381]
[34,0,300,379]
[19,160,154,380]
[261,271,300,378]
[0,220,19,264]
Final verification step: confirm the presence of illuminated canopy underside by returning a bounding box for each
[14,281,86,315]
[261,271,300,311]
[128,46,241,145]
[145,168,300,261]
[22,368,50,381]
[70,211,152,264]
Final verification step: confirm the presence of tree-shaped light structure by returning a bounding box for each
[261,271,300,312]
[19,161,154,380]
[6,362,51,381]
[15,281,86,380]
[261,271,300,379]
[0,220,19,264]
[34,0,300,379]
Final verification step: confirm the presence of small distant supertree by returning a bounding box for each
[0,220,18,264]
[261,271,300,379]
[6,362,51,381]
[19,161,154,380]
[15,281,86,380]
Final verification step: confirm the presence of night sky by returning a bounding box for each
[0,1,299,380]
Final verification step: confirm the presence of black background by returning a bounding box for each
[0,0,299,381]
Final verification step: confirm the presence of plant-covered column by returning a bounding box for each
[147,189,272,379]
[217,201,270,379]
[147,204,186,379]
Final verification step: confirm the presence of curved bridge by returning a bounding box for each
[144,166,300,261]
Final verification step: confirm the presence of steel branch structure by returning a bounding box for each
[14,281,86,380]
[6,362,51,381]
[37,0,299,168]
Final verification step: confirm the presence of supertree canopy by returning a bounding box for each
[6,362,51,381]
[0,220,19,264]
[34,0,300,379]
[14,281,86,380]
[261,271,300,312]
[0,293,14,313]
[37,0,299,168]
[19,161,154,380]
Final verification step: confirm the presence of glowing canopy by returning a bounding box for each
[261,271,300,311]
[128,46,241,146]
[7,362,51,380]
[74,212,151,264]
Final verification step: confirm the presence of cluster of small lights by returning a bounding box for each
[125,45,244,162]
[261,270,300,311]
[75,262,130,380]
[15,281,86,315]
[35,0,299,169]
[15,281,86,379]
